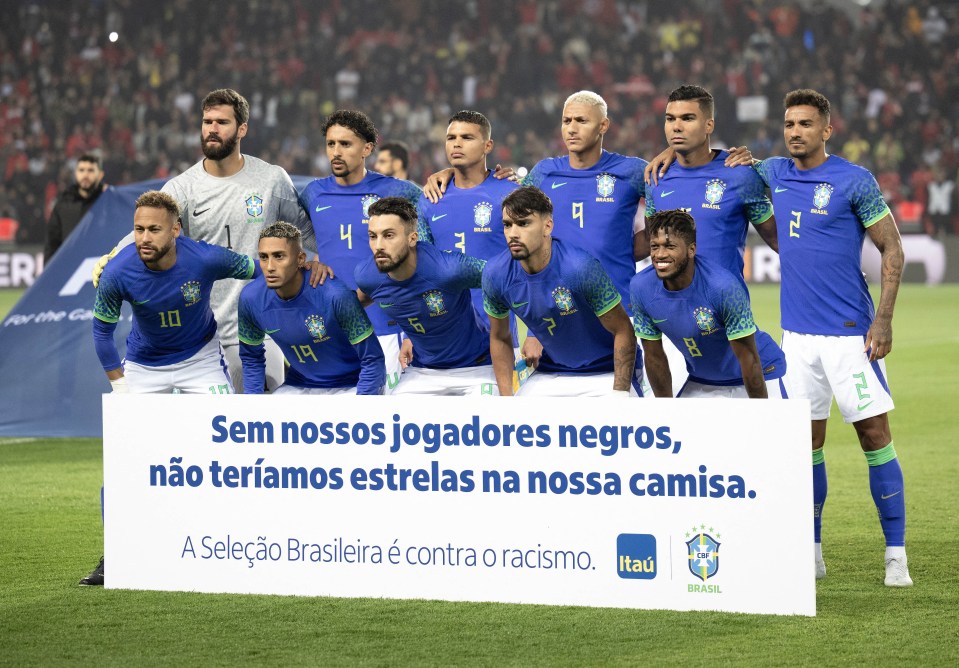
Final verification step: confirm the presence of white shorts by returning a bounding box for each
[658,334,690,397]
[381,333,403,395]
[124,338,234,394]
[517,371,641,397]
[392,365,498,396]
[222,337,284,393]
[780,330,894,422]
[677,379,785,399]
[273,384,357,396]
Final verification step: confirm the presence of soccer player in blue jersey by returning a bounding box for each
[299,110,430,393]
[355,198,495,395]
[483,186,642,397]
[754,89,910,587]
[417,111,518,325]
[93,190,257,394]
[630,209,785,398]
[645,85,781,393]
[238,222,385,395]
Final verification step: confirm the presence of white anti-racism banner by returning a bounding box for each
[103,395,814,616]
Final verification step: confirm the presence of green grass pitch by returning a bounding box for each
[1,285,956,665]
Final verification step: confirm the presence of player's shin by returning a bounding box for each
[865,442,906,547]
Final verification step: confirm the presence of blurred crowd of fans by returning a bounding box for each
[2,0,958,246]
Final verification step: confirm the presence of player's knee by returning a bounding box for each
[854,417,892,452]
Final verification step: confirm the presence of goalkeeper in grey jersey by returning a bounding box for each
[93,89,328,392]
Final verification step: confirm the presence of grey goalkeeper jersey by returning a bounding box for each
[160,155,317,345]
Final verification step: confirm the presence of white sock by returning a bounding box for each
[885,546,906,560]
[815,543,823,560]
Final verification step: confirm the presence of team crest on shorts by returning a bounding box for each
[305,315,328,342]
[596,173,616,200]
[423,290,447,316]
[813,183,834,211]
[473,202,493,231]
[693,306,718,335]
[361,194,380,220]
[180,280,201,306]
[704,179,726,206]
[551,286,577,315]
[686,529,720,581]
[245,193,264,219]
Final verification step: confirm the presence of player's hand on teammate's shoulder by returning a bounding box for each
[423,168,455,203]
[92,246,120,288]
[644,147,676,186]
[492,163,521,183]
[305,258,333,287]
[724,146,755,167]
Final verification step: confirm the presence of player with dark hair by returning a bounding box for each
[45,153,107,261]
[754,88,911,586]
[630,209,785,398]
[483,186,642,396]
[93,88,326,393]
[238,222,385,395]
[354,198,495,395]
[375,141,411,180]
[300,110,429,392]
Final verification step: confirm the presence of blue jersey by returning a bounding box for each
[755,156,891,335]
[355,243,488,369]
[93,237,255,368]
[526,150,647,306]
[630,258,785,386]
[237,272,385,394]
[298,171,431,335]
[645,150,773,283]
[483,239,637,374]
[418,171,517,322]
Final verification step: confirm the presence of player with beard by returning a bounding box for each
[299,110,428,392]
[629,209,785,398]
[354,198,495,395]
[93,89,326,392]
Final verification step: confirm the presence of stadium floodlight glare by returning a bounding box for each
[109,32,118,42]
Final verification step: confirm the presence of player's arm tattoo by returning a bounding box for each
[864,213,903,360]
[598,304,636,392]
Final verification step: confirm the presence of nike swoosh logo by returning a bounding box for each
[431,214,448,221]
[511,301,529,308]
[264,328,281,334]
[857,400,874,411]
[774,186,789,193]
[880,490,901,500]
[192,208,209,216]
[550,182,567,189]
[315,205,332,213]
[660,191,675,197]
[133,299,150,305]
[651,317,667,323]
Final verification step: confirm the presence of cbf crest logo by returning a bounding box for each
[245,193,264,219]
[596,173,617,200]
[693,306,718,335]
[704,179,726,206]
[423,290,447,317]
[180,280,201,306]
[813,183,834,211]
[305,315,328,342]
[361,194,380,220]
[551,286,577,315]
[686,527,721,581]
[473,202,493,231]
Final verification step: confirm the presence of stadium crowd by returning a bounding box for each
[1,0,958,246]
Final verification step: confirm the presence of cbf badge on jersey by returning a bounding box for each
[245,193,264,223]
[473,202,493,232]
[693,306,718,335]
[551,286,578,316]
[596,173,616,202]
[812,183,834,214]
[361,194,380,222]
[305,315,329,343]
[703,179,726,210]
[423,290,447,317]
[180,281,201,306]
